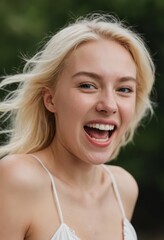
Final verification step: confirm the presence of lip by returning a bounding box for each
[83,119,117,148]
[84,132,113,147]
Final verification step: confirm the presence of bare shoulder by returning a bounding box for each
[0,154,47,239]
[107,165,139,220]
[0,154,44,189]
[0,153,50,199]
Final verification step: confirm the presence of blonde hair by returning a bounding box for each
[0,13,155,159]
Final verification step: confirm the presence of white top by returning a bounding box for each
[30,154,137,240]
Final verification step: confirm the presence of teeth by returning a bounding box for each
[91,136,109,142]
[86,123,115,131]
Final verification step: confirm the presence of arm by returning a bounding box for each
[0,156,32,240]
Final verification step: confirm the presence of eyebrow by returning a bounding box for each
[72,71,102,80]
[72,71,136,82]
[119,76,137,82]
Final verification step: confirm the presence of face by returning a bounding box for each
[45,39,137,165]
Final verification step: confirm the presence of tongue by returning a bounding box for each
[84,126,109,139]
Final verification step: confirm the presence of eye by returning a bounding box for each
[79,83,96,90]
[118,87,133,94]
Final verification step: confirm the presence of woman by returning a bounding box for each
[0,13,155,240]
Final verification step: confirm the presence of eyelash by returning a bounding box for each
[117,87,133,93]
[79,83,96,89]
[78,83,134,94]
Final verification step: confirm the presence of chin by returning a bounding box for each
[86,152,113,165]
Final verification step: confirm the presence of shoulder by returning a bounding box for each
[0,154,30,188]
[0,154,35,237]
[0,154,49,192]
[106,165,138,220]
[0,154,38,186]
[0,154,50,238]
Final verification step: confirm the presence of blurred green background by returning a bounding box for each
[0,0,163,239]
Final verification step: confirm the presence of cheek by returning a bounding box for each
[57,92,92,119]
[54,94,83,129]
[121,99,136,125]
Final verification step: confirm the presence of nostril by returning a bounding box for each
[96,101,117,114]
[96,105,117,114]
[112,109,117,114]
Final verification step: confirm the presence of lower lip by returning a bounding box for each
[84,131,113,148]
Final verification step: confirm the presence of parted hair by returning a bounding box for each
[0,13,155,159]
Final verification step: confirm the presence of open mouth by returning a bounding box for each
[84,123,116,143]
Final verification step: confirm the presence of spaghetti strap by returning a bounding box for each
[30,154,64,224]
[102,164,126,219]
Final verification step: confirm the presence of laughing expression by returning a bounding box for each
[48,39,137,165]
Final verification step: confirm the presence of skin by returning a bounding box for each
[0,39,138,240]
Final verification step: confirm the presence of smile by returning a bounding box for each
[84,123,116,146]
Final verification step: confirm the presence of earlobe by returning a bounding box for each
[42,87,56,113]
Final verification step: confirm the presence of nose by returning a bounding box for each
[96,90,118,115]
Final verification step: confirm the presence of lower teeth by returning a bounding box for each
[91,137,109,142]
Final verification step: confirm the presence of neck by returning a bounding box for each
[43,139,104,191]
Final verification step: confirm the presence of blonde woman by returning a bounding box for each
[0,13,155,240]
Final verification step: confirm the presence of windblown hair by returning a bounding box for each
[0,13,155,159]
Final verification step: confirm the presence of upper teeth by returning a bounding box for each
[86,123,115,131]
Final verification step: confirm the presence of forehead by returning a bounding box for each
[64,39,137,78]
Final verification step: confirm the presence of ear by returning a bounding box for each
[42,87,56,113]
